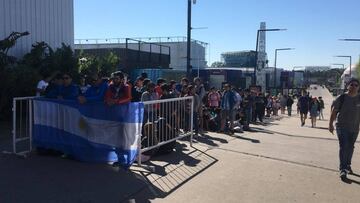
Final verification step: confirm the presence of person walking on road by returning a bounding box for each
[318,97,325,120]
[286,95,294,116]
[329,78,360,180]
[309,98,319,128]
[298,91,309,126]
[280,94,287,114]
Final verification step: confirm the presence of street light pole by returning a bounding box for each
[186,0,192,79]
[334,55,352,77]
[339,38,360,42]
[274,48,294,88]
[254,28,287,85]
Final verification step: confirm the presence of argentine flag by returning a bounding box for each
[33,98,144,168]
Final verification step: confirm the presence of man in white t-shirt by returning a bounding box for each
[36,73,51,96]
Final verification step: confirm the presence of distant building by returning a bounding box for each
[221,51,256,67]
[305,66,330,72]
[74,37,208,71]
[0,0,74,58]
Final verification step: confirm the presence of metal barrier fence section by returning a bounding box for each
[11,97,36,156]
[139,96,194,165]
[8,96,194,164]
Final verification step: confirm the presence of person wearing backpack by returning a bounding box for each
[329,78,360,180]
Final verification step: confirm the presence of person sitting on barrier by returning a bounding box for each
[104,71,131,106]
[169,80,180,98]
[79,76,91,94]
[131,76,144,102]
[58,73,80,100]
[155,78,166,98]
[36,72,51,97]
[185,85,201,135]
[141,82,159,123]
[78,73,108,104]
[160,83,176,123]
[141,78,151,94]
[45,73,63,99]
[176,77,189,93]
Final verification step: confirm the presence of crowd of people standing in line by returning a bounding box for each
[36,71,311,137]
[36,72,360,181]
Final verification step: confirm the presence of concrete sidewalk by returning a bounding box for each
[1,85,359,202]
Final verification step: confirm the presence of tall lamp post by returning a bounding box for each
[334,55,352,77]
[187,0,197,79]
[339,38,360,42]
[254,28,287,85]
[274,48,294,88]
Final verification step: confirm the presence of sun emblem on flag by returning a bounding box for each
[78,117,88,130]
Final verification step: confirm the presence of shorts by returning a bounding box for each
[300,110,308,115]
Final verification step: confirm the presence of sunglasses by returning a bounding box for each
[349,83,359,87]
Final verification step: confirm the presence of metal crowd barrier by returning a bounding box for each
[6,96,194,164]
[139,96,194,165]
[5,97,37,157]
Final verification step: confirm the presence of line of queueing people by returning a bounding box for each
[39,71,295,135]
[42,71,132,105]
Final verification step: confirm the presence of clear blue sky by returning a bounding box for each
[74,0,360,70]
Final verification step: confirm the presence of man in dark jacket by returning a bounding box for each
[287,95,294,116]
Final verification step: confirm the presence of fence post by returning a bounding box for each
[190,97,194,147]
[138,133,142,166]
[29,99,33,152]
[12,99,16,154]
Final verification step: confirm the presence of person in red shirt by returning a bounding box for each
[154,78,166,98]
[104,71,131,105]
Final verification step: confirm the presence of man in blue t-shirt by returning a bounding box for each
[58,73,79,100]
[78,73,108,104]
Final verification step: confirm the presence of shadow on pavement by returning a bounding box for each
[230,134,260,143]
[248,127,274,135]
[0,152,151,202]
[342,177,360,185]
[250,127,348,142]
[0,140,218,202]
[192,133,228,147]
[124,144,218,202]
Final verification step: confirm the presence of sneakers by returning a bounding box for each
[340,170,347,180]
[346,167,354,175]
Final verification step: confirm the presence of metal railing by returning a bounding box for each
[6,96,195,164]
[139,96,194,165]
[5,97,37,157]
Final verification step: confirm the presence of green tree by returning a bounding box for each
[211,61,224,68]
[355,59,360,80]
[79,52,119,77]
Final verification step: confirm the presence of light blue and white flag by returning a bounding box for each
[33,98,144,168]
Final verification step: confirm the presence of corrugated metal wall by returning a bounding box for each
[0,0,74,58]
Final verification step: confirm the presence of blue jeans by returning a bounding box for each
[245,108,252,125]
[336,128,359,171]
